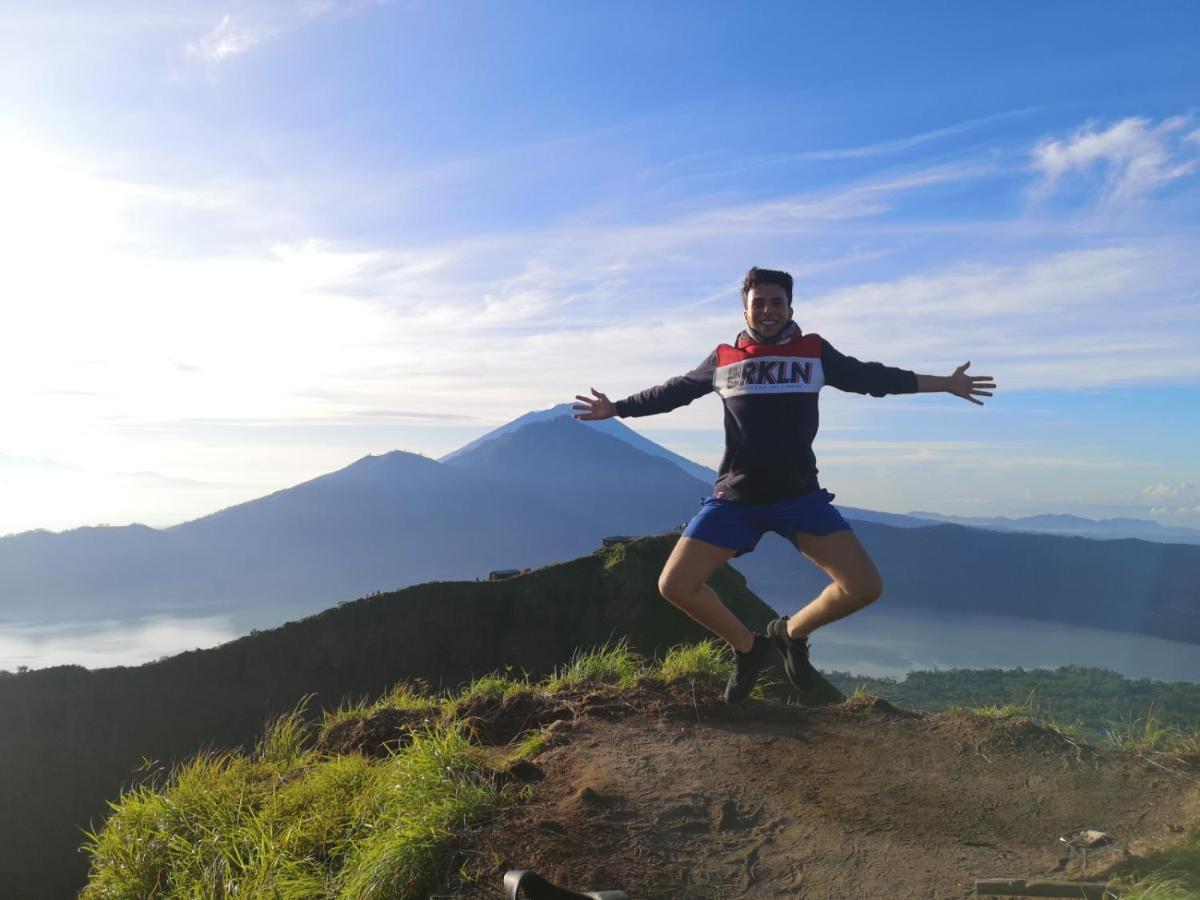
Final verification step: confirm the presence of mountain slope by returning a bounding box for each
[440,402,717,483]
[442,416,710,525]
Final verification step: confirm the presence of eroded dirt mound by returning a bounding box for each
[929,709,1101,762]
[454,682,1199,899]
[316,707,438,757]
[453,689,576,746]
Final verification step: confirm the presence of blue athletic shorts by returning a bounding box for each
[681,489,852,556]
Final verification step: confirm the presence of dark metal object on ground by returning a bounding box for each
[504,868,628,900]
[974,879,1116,898]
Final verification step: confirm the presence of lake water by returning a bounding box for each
[753,597,1200,683]
[4,604,1200,683]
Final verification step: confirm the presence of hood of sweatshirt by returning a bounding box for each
[736,320,801,348]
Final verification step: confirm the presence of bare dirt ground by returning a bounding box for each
[448,679,1199,899]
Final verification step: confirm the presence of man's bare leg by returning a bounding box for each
[658,536,754,651]
[785,530,883,638]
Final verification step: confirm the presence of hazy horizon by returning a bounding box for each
[4,415,1200,540]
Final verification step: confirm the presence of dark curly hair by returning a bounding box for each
[740,267,793,307]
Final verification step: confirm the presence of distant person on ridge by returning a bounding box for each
[572,266,996,703]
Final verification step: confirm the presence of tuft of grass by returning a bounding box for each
[1116,832,1200,899]
[452,672,531,707]
[383,681,441,713]
[83,720,500,899]
[546,639,642,690]
[260,753,377,874]
[1040,715,1087,743]
[971,702,1032,719]
[334,726,500,899]
[657,639,732,681]
[1106,705,1176,755]
[510,728,555,761]
[320,696,373,734]
[257,696,314,767]
[1166,726,1200,757]
[82,751,297,898]
[1105,710,1200,759]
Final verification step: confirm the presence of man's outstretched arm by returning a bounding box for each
[573,352,717,420]
[821,340,996,405]
[915,361,996,406]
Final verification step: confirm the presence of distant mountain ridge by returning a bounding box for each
[908,510,1200,544]
[2,410,1198,654]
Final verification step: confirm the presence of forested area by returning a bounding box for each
[827,665,1200,737]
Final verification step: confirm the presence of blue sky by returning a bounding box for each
[1,1,1198,535]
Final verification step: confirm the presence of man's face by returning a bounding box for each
[743,284,791,338]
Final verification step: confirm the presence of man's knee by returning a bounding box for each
[658,571,686,606]
[843,573,883,608]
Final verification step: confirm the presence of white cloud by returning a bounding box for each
[797,107,1041,161]
[186,14,261,62]
[183,1,392,65]
[795,238,1200,387]
[1142,482,1199,505]
[1031,115,1199,205]
[1141,483,1200,524]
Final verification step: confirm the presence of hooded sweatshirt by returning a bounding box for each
[613,323,918,504]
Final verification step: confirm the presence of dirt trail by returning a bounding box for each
[453,680,1198,899]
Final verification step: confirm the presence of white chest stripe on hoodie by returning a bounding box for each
[714,355,825,398]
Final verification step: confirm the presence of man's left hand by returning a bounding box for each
[947,361,995,405]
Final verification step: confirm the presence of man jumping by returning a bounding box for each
[573,266,996,703]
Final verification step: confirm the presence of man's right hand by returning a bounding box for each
[573,388,617,420]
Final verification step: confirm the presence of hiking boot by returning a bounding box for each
[767,617,818,691]
[724,634,770,703]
